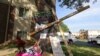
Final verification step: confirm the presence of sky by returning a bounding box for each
[56,0,100,33]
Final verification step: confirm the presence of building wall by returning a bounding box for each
[0,0,56,40]
[0,0,9,4]
[0,0,38,40]
[88,30,100,36]
[88,30,100,38]
[72,32,79,36]
[11,0,37,40]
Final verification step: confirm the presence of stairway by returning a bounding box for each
[49,36,65,56]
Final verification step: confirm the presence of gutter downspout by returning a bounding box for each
[4,0,12,43]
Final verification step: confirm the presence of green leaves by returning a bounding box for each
[58,0,96,9]
[60,22,69,32]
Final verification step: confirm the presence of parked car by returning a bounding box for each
[88,35,100,44]
[57,35,77,44]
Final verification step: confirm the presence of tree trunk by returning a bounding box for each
[33,0,73,56]
[31,1,89,55]
[32,0,57,56]
[32,0,89,56]
[31,0,56,40]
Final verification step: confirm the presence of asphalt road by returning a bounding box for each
[74,39,100,47]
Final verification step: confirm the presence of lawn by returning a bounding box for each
[1,40,100,56]
[8,44,100,56]
[62,44,100,56]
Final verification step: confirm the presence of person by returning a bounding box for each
[15,36,26,53]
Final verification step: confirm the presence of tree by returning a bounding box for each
[58,0,96,8]
[33,0,93,34]
[59,22,69,32]
[0,1,95,55]
[31,0,96,56]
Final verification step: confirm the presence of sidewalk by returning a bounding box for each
[0,48,53,56]
[0,48,17,56]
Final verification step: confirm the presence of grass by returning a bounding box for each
[2,39,100,56]
[62,44,100,56]
[5,44,100,56]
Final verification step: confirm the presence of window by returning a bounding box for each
[19,7,28,17]
[97,35,100,38]
[17,31,27,38]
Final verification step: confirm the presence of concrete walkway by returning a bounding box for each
[0,48,17,56]
[50,36,65,56]
[0,36,65,56]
